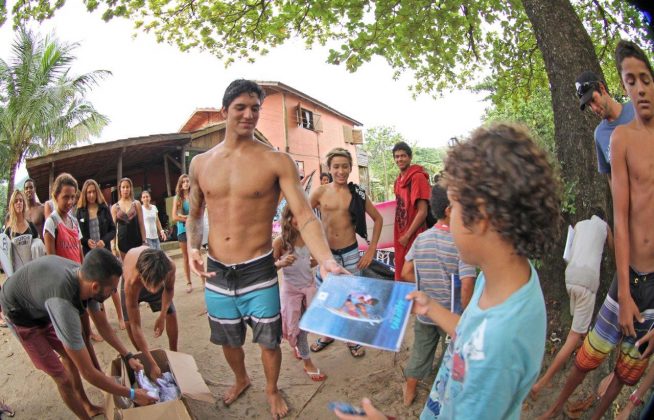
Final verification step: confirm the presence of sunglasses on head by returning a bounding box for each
[575,81,598,99]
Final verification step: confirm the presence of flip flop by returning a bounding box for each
[0,401,15,417]
[0,320,7,328]
[293,346,302,360]
[186,283,193,293]
[310,338,334,352]
[347,344,365,358]
[304,368,327,382]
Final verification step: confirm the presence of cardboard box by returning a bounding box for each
[105,349,215,420]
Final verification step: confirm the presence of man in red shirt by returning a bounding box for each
[392,142,431,280]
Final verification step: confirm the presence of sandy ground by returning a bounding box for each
[0,250,645,419]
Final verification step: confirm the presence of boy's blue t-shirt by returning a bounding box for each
[420,265,546,420]
[594,101,634,174]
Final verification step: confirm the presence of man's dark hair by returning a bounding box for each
[81,248,122,287]
[321,172,330,179]
[443,123,562,259]
[616,39,654,79]
[590,206,606,221]
[136,248,172,289]
[222,79,265,109]
[430,182,449,220]
[392,141,412,158]
[23,178,35,187]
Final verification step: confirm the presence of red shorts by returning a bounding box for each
[9,321,66,378]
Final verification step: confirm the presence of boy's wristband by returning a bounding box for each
[129,388,135,401]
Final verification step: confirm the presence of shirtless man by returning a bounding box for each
[309,147,383,357]
[186,79,347,419]
[121,246,177,380]
[539,40,654,420]
[23,178,45,238]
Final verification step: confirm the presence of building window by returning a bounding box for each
[295,160,305,179]
[300,108,314,130]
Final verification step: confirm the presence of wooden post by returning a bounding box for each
[164,153,171,197]
[282,92,289,153]
[181,145,187,175]
[117,149,123,184]
[48,162,55,198]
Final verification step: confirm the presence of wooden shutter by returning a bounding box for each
[314,112,323,132]
[342,125,353,143]
[352,128,363,144]
[295,103,302,127]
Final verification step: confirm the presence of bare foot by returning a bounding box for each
[223,379,251,406]
[119,320,126,330]
[267,390,289,419]
[90,332,104,342]
[83,402,104,418]
[403,377,418,406]
[566,393,597,413]
[536,406,563,420]
[530,380,552,401]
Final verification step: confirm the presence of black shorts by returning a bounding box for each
[120,279,176,322]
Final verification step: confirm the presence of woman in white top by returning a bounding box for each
[140,190,166,249]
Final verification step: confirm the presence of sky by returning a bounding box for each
[0,2,489,180]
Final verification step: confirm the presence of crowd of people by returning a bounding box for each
[0,38,653,420]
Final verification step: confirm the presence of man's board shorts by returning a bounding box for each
[575,269,654,385]
[566,284,596,334]
[120,279,176,322]
[205,251,282,349]
[316,242,361,285]
[6,319,66,377]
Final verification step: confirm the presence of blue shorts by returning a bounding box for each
[316,242,361,285]
[205,251,281,349]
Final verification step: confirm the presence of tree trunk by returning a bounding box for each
[521,1,613,309]
[6,157,19,210]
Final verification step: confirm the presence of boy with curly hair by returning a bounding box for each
[335,124,561,420]
[403,123,561,419]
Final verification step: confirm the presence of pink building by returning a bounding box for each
[180,81,369,191]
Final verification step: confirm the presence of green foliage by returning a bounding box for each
[483,86,555,156]
[0,182,6,224]
[2,1,649,101]
[364,126,444,202]
[0,28,110,206]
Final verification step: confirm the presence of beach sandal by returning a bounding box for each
[186,282,193,293]
[0,320,7,328]
[0,401,15,417]
[293,346,302,360]
[304,368,327,382]
[310,338,334,352]
[347,344,365,358]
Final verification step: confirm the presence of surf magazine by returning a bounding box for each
[299,274,414,351]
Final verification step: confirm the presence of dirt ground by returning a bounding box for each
[0,250,647,419]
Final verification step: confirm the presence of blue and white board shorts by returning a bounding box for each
[205,251,282,349]
[315,242,361,285]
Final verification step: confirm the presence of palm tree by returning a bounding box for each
[0,28,110,206]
